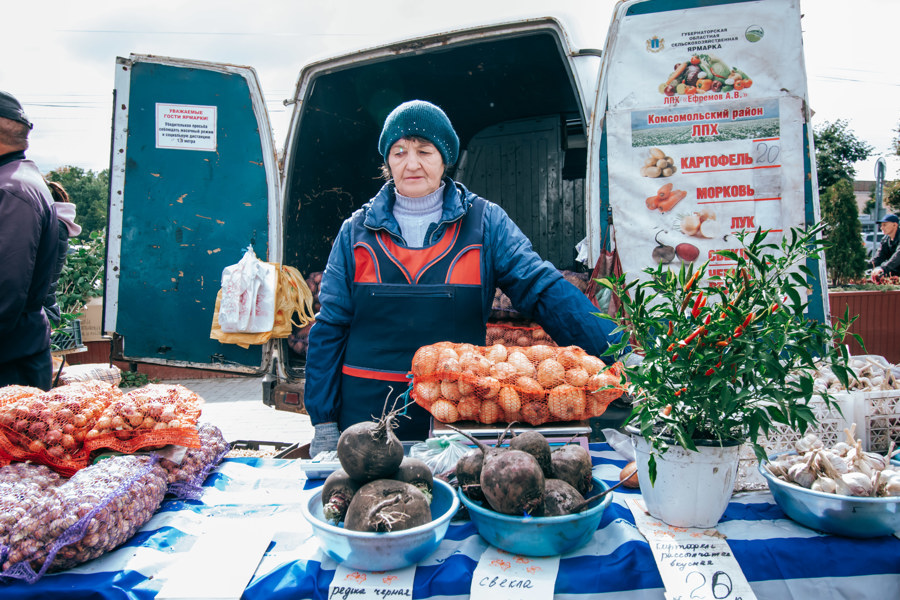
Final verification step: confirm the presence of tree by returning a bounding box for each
[57,230,106,315]
[892,120,900,157]
[45,166,109,241]
[813,119,874,194]
[820,179,868,286]
[885,180,900,215]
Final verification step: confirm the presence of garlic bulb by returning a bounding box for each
[811,476,836,494]
[841,472,874,497]
[794,433,823,454]
[787,451,818,488]
[878,472,900,497]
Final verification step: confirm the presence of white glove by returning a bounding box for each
[310,422,340,458]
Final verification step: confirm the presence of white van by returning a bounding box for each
[104,0,826,410]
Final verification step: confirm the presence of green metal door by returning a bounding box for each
[106,55,280,372]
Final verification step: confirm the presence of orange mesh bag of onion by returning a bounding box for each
[83,383,204,455]
[0,381,122,477]
[408,342,626,426]
[485,322,556,347]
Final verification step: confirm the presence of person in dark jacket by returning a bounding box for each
[305,100,628,455]
[870,214,900,279]
[0,90,59,391]
[42,180,81,326]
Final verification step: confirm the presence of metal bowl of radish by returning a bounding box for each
[301,477,459,571]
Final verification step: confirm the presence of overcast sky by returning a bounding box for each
[3,0,898,182]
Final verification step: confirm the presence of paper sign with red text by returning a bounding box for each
[329,564,415,600]
[470,546,559,600]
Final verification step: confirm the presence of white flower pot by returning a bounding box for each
[631,433,741,528]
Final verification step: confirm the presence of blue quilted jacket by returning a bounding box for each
[304,177,624,425]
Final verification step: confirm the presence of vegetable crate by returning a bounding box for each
[758,393,856,452]
[50,319,83,352]
[734,393,855,493]
[851,390,900,453]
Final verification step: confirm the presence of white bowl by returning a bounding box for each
[301,478,459,571]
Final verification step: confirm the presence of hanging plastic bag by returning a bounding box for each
[218,246,277,333]
[211,264,315,348]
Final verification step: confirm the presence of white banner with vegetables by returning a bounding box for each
[604,0,806,112]
[606,95,806,284]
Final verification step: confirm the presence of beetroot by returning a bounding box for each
[509,430,552,479]
[337,417,404,484]
[321,468,361,523]
[551,443,593,495]
[445,424,545,516]
[344,479,431,532]
[481,449,545,515]
[455,448,485,502]
[392,456,434,502]
[542,478,585,516]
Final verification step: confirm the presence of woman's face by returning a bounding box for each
[387,137,445,197]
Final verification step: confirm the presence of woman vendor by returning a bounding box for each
[305,100,628,455]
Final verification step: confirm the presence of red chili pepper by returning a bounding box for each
[703,314,711,325]
[770,302,778,313]
[671,353,678,362]
[667,320,674,336]
[704,368,715,376]
[716,338,730,347]
[663,404,674,415]
[667,343,676,352]
[742,312,755,328]
[684,270,702,293]
[733,326,744,338]
[680,290,694,313]
[678,325,706,347]
[691,292,705,318]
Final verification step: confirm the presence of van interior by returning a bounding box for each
[281,26,591,373]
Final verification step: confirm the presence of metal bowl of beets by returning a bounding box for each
[457,475,612,556]
[301,478,459,571]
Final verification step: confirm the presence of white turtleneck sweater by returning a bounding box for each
[393,183,445,248]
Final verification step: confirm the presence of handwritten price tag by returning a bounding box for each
[627,498,757,600]
[328,564,415,599]
[469,546,559,600]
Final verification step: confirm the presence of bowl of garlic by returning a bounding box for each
[759,432,900,538]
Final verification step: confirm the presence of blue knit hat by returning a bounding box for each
[378,100,459,166]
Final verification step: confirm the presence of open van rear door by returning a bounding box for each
[106,54,280,373]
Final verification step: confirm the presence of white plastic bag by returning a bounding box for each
[218,246,277,333]
[409,435,471,480]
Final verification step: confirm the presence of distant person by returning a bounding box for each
[871,214,900,280]
[43,180,82,326]
[0,90,59,391]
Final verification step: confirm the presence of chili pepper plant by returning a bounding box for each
[597,226,860,481]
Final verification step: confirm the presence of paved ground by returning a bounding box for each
[164,377,314,447]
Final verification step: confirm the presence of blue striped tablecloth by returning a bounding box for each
[2,444,899,599]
